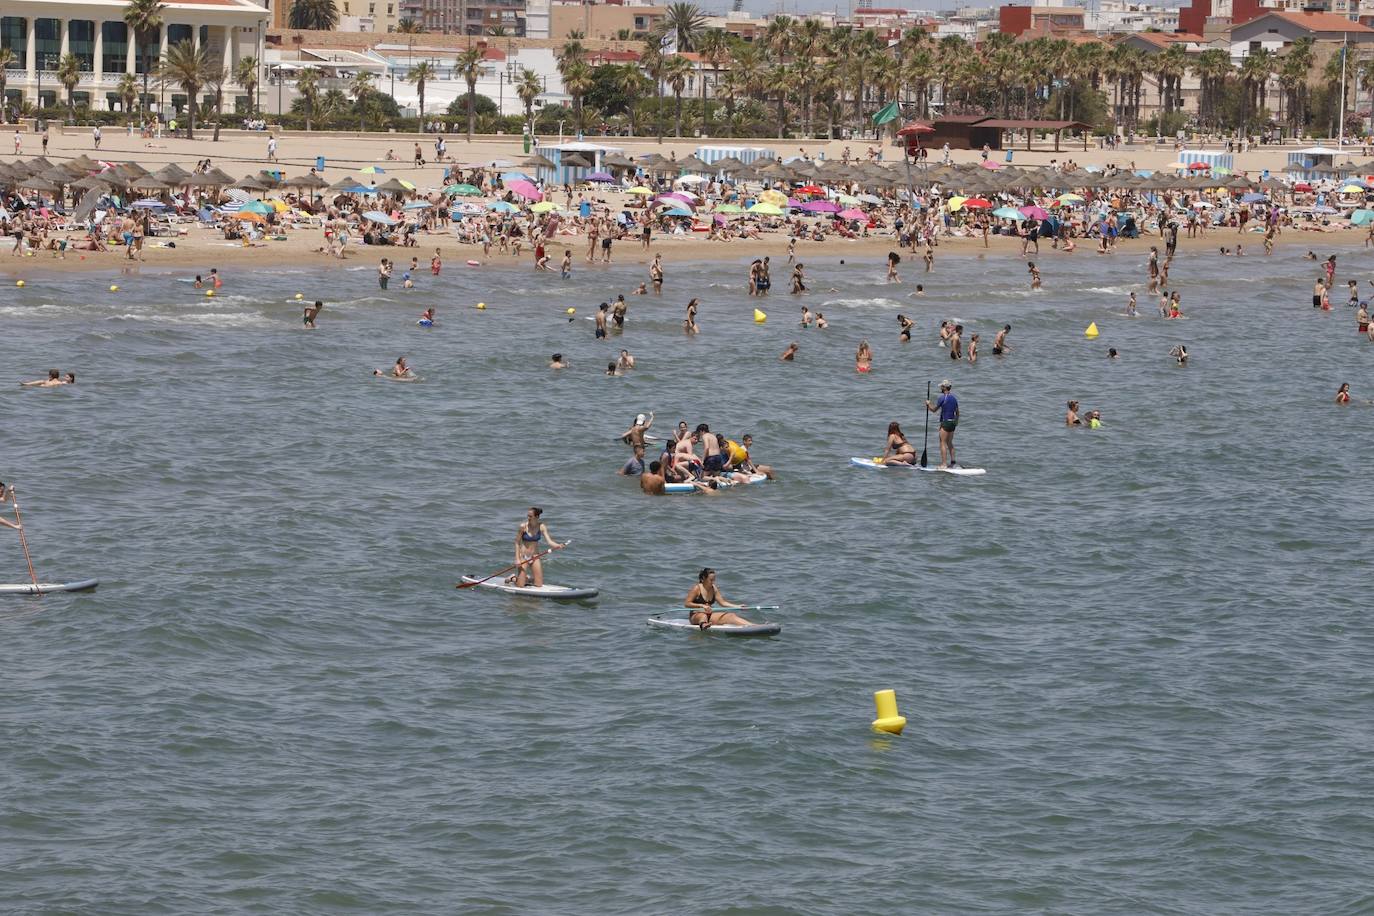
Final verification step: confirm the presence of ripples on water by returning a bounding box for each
[2,245,1371,913]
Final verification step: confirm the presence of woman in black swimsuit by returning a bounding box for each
[512,507,564,588]
[684,568,755,629]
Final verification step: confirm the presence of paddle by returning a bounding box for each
[455,540,570,589]
[674,605,780,612]
[919,381,931,468]
[9,486,41,596]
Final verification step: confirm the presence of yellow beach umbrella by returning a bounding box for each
[747,202,784,215]
[398,179,416,191]
[1058,193,1085,202]
[530,201,557,212]
[269,198,290,212]
[758,189,787,205]
[947,195,967,212]
[1340,184,1366,194]
[626,186,653,195]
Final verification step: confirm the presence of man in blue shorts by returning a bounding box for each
[924,379,960,468]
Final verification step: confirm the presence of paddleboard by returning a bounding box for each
[918,465,987,476]
[458,575,598,599]
[374,373,423,382]
[0,578,99,596]
[850,457,916,469]
[664,473,767,494]
[647,613,781,636]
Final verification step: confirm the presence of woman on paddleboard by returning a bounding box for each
[881,422,917,465]
[512,507,564,588]
[685,568,755,629]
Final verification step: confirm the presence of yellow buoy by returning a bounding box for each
[109,284,119,292]
[1084,321,1099,339]
[16,280,25,287]
[295,293,304,300]
[872,689,907,735]
[205,289,215,298]
[754,308,767,323]
[566,307,576,315]
[476,301,486,310]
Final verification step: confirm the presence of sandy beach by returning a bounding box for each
[3,126,1368,280]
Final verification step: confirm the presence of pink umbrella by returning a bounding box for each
[837,208,868,220]
[981,160,1003,170]
[1019,205,1049,220]
[507,179,542,201]
[654,194,696,210]
[801,200,841,213]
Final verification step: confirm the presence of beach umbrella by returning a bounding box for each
[403,200,433,210]
[268,199,290,213]
[561,153,594,168]
[1351,209,1374,225]
[1313,205,1338,214]
[675,174,708,185]
[963,197,992,209]
[131,198,167,209]
[947,195,968,212]
[626,186,653,195]
[362,210,397,224]
[747,202,784,215]
[837,208,868,220]
[1058,193,1085,202]
[663,206,694,217]
[506,179,542,201]
[359,165,386,174]
[19,176,57,193]
[585,171,616,183]
[758,188,788,205]
[236,176,268,192]
[801,200,841,213]
[857,193,883,204]
[240,199,274,214]
[72,175,112,191]
[523,154,558,169]
[992,206,1023,219]
[446,183,481,196]
[1240,192,1268,204]
[600,153,634,168]
[713,156,745,172]
[716,203,744,213]
[796,184,825,195]
[292,173,330,190]
[980,160,1002,170]
[375,177,412,194]
[1019,205,1049,219]
[201,168,236,186]
[131,176,169,192]
[487,200,518,212]
[530,201,557,213]
[452,202,484,216]
[1339,184,1367,194]
[234,211,266,223]
[676,155,712,172]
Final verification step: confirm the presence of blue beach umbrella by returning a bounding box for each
[992,206,1023,219]
[403,200,433,210]
[663,206,693,217]
[1240,192,1268,204]
[1351,209,1374,225]
[487,200,518,212]
[362,210,397,225]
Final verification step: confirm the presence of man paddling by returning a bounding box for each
[512,507,565,588]
[924,379,960,469]
[0,482,18,530]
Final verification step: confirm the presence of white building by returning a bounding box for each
[1,0,269,113]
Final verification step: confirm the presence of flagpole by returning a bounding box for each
[1339,33,1348,160]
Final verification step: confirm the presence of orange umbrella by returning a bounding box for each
[234,211,266,223]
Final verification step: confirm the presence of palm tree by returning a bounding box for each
[516,66,542,137]
[350,70,375,131]
[289,0,338,31]
[642,32,667,142]
[1358,56,1374,141]
[55,53,83,123]
[562,60,594,135]
[396,19,425,33]
[205,61,226,141]
[1240,48,1274,130]
[455,47,484,141]
[487,25,508,37]
[234,56,259,117]
[935,35,967,115]
[764,62,790,139]
[663,54,692,137]
[612,63,647,135]
[717,70,741,138]
[697,28,730,136]
[408,60,435,123]
[160,40,206,138]
[1156,43,1189,116]
[664,3,706,52]
[1276,38,1312,134]
[295,65,320,131]
[1321,49,1349,139]
[1192,48,1231,132]
[123,0,165,122]
[116,73,139,124]
[0,48,14,124]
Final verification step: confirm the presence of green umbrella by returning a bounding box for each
[716,203,744,213]
[445,183,481,196]
[241,199,274,214]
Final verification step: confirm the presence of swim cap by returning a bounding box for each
[940,379,952,389]
[635,413,647,426]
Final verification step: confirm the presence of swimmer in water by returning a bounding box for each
[640,460,667,495]
[1066,400,1082,426]
[303,300,323,328]
[1027,261,1041,290]
[618,411,654,447]
[855,340,873,373]
[967,333,979,363]
[815,312,827,329]
[617,349,636,371]
[887,251,901,282]
[912,284,924,296]
[1336,383,1351,404]
[549,353,568,369]
[20,369,74,387]
[373,356,414,378]
[684,298,699,334]
[993,324,1011,355]
[948,324,964,360]
[1127,291,1137,317]
[1170,344,1189,366]
[938,320,953,347]
[418,307,436,326]
[898,314,914,342]
[684,568,756,629]
[780,342,799,361]
[1108,348,1119,359]
[800,306,813,328]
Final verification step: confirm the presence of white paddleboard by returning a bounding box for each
[918,465,987,476]
[664,473,767,494]
[850,457,916,469]
[646,613,781,636]
[458,575,598,599]
[0,578,99,596]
